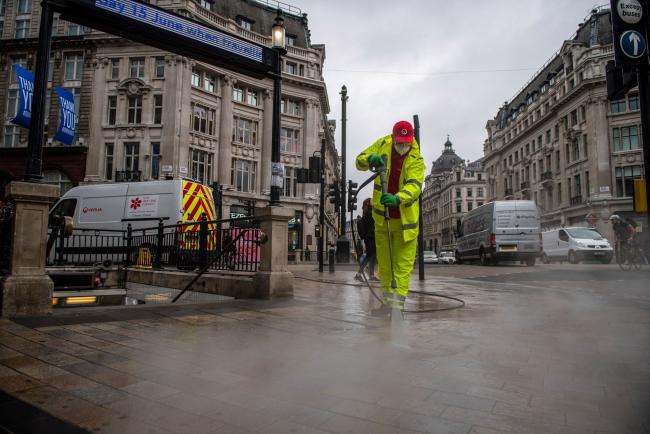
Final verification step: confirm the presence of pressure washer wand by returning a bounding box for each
[377,158,397,290]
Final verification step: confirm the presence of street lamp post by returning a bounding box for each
[270,10,287,206]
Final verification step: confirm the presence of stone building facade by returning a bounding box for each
[0,0,339,258]
[483,7,645,241]
[422,137,486,253]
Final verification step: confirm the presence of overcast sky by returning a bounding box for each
[293,0,606,209]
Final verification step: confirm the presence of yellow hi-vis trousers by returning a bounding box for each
[375,219,417,309]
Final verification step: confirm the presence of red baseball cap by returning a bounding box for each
[392,121,414,143]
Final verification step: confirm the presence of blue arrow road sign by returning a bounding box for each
[620,30,647,58]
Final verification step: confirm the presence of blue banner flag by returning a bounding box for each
[11,65,35,128]
[54,87,76,145]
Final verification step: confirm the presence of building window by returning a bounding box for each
[16,0,31,14]
[456,203,462,213]
[555,151,560,172]
[585,171,590,198]
[574,174,581,199]
[64,53,83,81]
[3,125,20,147]
[246,89,258,106]
[107,95,117,125]
[1,0,6,14]
[129,58,145,79]
[545,129,551,144]
[151,142,160,180]
[285,61,298,75]
[613,126,640,151]
[110,58,120,79]
[233,117,258,145]
[283,166,297,197]
[281,98,302,116]
[203,74,216,93]
[124,142,139,172]
[610,99,626,113]
[43,170,73,195]
[467,188,473,197]
[285,35,296,46]
[570,110,578,126]
[154,57,165,78]
[127,96,142,124]
[582,134,588,159]
[468,202,473,211]
[571,139,579,162]
[615,166,642,197]
[104,143,114,180]
[580,105,586,122]
[231,159,257,193]
[628,94,639,111]
[232,85,244,102]
[65,22,84,36]
[236,17,252,31]
[455,188,461,199]
[280,127,300,153]
[191,68,201,87]
[15,19,29,38]
[153,94,163,124]
[477,187,484,197]
[6,89,18,118]
[190,148,212,185]
[189,103,215,135]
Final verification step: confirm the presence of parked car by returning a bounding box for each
[455,200,541,266]
[541,227,613,264]
[423,251,439,264]
[438,251,456,264]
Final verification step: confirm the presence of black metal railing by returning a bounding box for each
[115,170,142,182]
[47,215,261,272]
[570,195,583,206]
[541,171,553,181]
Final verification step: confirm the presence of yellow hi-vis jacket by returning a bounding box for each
[356,134,425,242]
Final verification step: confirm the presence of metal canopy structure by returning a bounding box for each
[49,0,278,77]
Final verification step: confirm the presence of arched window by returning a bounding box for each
[43,170,73,195]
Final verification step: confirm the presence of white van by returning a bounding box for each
[49,179,216,232]
[455,201,541,266]
[541,227,613,264]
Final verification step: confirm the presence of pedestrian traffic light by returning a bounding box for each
[610,0,648,68]
[347,180,358,211]
[327,183,340,206]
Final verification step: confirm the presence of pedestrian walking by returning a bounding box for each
[355,198,378,282]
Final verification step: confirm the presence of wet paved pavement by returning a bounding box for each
[1,264,649,433]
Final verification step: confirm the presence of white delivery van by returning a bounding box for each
[49,179,217,232]
[455,200,541,266]
[541,227,613,264]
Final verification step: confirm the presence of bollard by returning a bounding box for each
[328,247,336,273]
[198,213,208,269]
[125,224,132,266]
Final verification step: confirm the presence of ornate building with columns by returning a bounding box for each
[483,7,645,242]
[0,0,338,258]
[422,137,486,254]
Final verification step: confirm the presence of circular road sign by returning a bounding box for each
[618,0,643,24]
[620,30,647,59]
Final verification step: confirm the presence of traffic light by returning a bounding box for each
[347,180,358,211]
[308,156,321,183]
[610,0,648,68]
[327,182,340,206]
[606,60,638,100]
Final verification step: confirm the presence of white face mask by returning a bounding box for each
[394,143,411,155]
